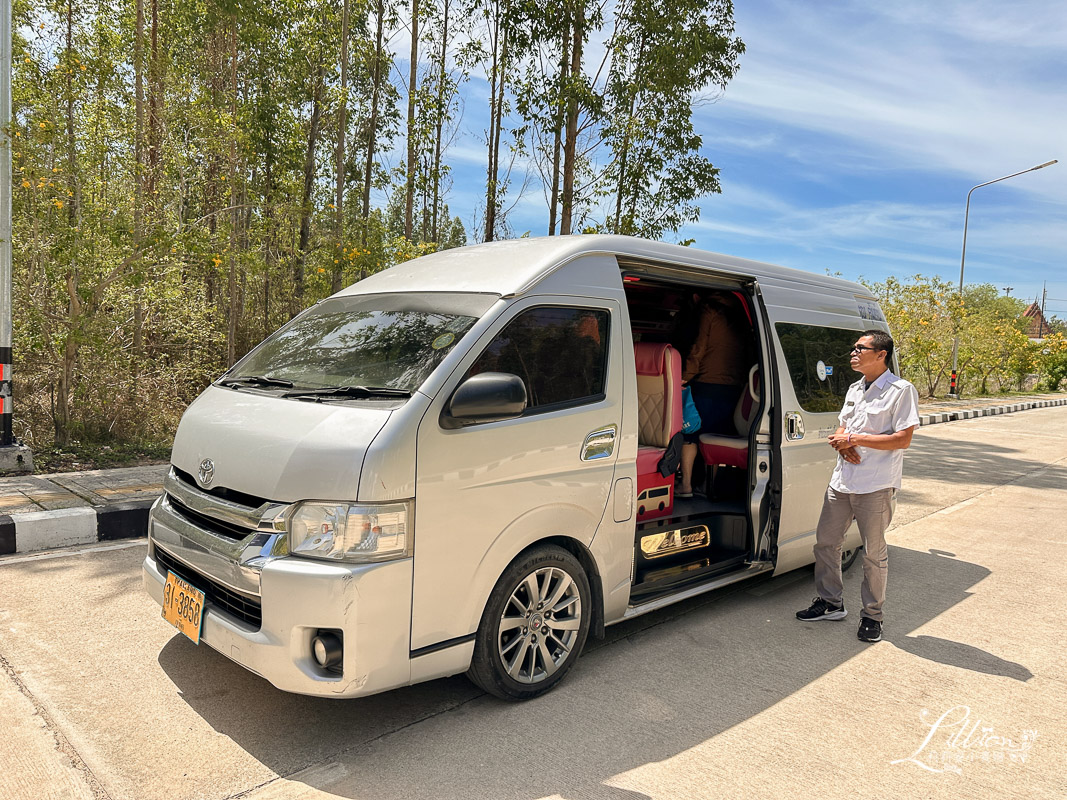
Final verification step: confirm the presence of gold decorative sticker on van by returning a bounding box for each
[640,525,710,559]
[432,332,456,350]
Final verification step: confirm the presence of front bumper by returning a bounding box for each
[143,495,414,698]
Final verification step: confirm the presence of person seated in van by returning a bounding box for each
[678,292,750,497]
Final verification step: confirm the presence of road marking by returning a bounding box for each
[933,497,979,516]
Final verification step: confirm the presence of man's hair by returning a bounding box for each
[862,329,894,364]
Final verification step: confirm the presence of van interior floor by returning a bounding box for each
[670,493,746,519]
[630,494,751,603]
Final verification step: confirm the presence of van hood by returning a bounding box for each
[170,385,393,504]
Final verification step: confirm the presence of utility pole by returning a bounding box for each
[1039,282,1047,339]
[1003,286,1013,296]
[0,0,33,473]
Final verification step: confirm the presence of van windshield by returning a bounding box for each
[222,292,497,396]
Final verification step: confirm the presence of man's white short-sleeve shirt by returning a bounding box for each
[829,369,920,494]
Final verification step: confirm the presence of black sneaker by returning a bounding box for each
[857,617,882,642]
[795,597,847,621]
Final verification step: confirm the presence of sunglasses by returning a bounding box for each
[850,344,877,353]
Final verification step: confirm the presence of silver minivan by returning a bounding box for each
[142,235,886,700]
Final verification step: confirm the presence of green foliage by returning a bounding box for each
[10,0,744,462]
[861,276,1057,398]
[1036,333,1067,391]
[597,0,744,239]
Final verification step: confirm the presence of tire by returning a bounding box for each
[467,545,592,701]
[842,545,862,572]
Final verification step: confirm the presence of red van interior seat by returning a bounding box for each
[699,365,760,471]
[634,342,682,522]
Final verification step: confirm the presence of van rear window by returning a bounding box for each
[775,323,859,413]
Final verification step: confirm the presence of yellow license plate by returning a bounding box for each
[162,571,205,644]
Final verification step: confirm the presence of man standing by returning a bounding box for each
[796,330,920,643]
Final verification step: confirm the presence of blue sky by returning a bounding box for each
[417,0,1066,316]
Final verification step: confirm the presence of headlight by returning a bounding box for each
[287,501,412,563]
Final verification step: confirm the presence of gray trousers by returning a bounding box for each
[813,486,895,622]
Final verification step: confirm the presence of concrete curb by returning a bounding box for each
[0,498,155,556]
[918,397,1067,427]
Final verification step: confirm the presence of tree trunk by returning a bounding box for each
[65,0,78,223]
[55,334,78,448]
[333,0,350,293]
[404,0,419,240]
[133,0,145,353]
[146,0,162,216]
[263,105,275,340]
[55,0,79,447]
[204,30,223,306]
[548,28,569,236]
[362,0,386,239]
[227,22,239,367]
[560,2,583,236]
[484,6,507,242]
[294,60,325,317]
[483,9,498,242]
[431,0,449,243]
[134,0,144,236]
[613,33,645,234]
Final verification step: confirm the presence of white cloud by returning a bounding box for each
[706,0,1066,201]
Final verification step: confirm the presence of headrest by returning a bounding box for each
[634,342,673,376]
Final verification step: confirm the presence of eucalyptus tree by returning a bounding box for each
[421,0,469,244]
[403,0,419,238]
[466,0,532,241]
[596,0,743,239]
[358,0,400,239]
[333,0,354,293]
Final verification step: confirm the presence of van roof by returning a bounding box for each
[336,235,875,299]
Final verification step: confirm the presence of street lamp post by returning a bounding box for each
[948,159,1058,398]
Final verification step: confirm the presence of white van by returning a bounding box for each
[142,235,888,700]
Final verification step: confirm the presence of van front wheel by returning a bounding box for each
[467,545,592,701]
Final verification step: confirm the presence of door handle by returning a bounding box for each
[582,425,617,461]
[785,412,805,441]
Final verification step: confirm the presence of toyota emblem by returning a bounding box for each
[197,458,215,487]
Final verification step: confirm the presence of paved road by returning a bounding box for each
[1,408,1065,800]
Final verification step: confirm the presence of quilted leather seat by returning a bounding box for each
[634,342,682,521]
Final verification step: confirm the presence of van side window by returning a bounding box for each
[469,306,610,410]
[775,323,859,413]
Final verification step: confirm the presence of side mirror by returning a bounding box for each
[442,372,528,429]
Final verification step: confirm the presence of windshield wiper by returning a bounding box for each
[282,385,412,400]
[218,375,295,389]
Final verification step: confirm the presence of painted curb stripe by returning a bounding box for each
[0,515,14,555]
[0,500,156,556]
[919,399,1067,426]
[96,500,154,542]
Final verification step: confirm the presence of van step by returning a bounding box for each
[630,550,748,602]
